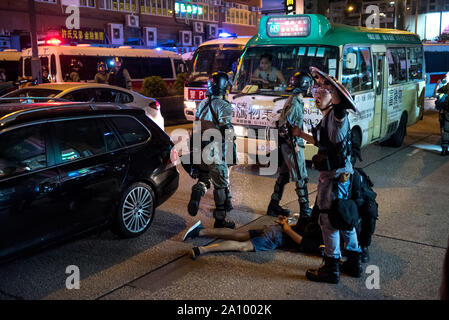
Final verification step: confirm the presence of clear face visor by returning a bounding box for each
[311,86,331,98]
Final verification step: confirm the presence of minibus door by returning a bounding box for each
[372,52,385,140]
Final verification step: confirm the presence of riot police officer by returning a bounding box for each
[108,57,132,90]
[190,71,236,229]
[41,66,51,83]
[64,58,81,82]
[267,71,312,219]
[434,72,449,156]
[94,61,108,84]
[294,67,362,284]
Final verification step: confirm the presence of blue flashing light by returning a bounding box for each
[219,32,237,38]
[156,47,162,51]
[109,60,115,66]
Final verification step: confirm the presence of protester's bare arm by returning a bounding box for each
[276,216,303,246]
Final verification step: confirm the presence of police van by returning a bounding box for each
[20,45,185,91]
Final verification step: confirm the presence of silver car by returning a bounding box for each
[2,82,164,129]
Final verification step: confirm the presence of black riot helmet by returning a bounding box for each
[207,71,229,96]
[289,71,313,95]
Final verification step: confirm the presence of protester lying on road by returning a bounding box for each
[183,215,323,259]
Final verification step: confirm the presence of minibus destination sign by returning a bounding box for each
[266,16,311,37]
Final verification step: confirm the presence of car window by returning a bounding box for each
[53,118,108,163]
[4,88,62,98]
[112,90,133,104]
[62,89,95,102]
[0,124,47,179]
[97,119,121,152]
[109,116,150,146]
[94,88,115,102]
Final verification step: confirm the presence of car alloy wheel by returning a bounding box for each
[122,185,154,234]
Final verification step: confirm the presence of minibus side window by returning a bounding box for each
[387,47,407,85]
[342,46,373,93]
[407,47,423,81]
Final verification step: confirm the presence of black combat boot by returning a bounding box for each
[188,182,207,216]
[266,199,290,217]
[296,183,312,219]
[213,216,236,229]
[360,246,369,263]
[341,250,363,278]
[306,256,340,284]
[224,187,233,212]
[213,189,235,229]
[441,146,448,156]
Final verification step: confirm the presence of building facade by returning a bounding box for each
[0,0,261,52]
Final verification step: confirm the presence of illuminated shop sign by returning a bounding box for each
[285,0,296,15]
[175,2,203,16]
[266,16,311,37]
[60,27,105,43]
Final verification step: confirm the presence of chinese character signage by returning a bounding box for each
[61,27,105,43]
[266,16,311,37]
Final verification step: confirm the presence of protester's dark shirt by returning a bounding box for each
[281,220,322,253]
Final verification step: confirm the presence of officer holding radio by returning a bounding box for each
[266,71,313,219]
[293,67,362,284]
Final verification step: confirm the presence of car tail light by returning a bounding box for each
[166,147,179,168]
[149,100,160,110]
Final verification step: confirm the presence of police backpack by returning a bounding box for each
[351,168,379,248]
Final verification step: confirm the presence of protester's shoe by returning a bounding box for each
[441,146,448,156]
[266,200,290,217]
[306,256,340,284]
[361,246,370,263]
[341,250,363,278]
[213,218,235,229]
[189,247,201,260]
[183,221,203,241]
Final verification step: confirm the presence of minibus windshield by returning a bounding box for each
[231,45,339,94]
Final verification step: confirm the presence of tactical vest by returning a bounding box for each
[314,111,352,171]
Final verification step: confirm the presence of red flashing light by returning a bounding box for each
[46,38,62,46]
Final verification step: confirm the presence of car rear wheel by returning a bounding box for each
[113,182,155,238]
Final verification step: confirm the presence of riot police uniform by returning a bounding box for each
[94,62,108,84]
[65,58,81,82]
[108,57,132,90]
[435,77,449,156]
[189,72,236,229]
[267,72,312,219]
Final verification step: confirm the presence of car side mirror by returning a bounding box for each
[346,53,357,70]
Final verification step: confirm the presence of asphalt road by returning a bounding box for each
[0,104,447,300]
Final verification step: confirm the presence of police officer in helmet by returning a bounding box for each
[267,71,313,219]
[94,61,108,84]
[65,58,82,82]
[108,56,132,90]
[189,71,236,229]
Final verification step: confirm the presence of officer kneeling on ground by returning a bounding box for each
[267,71,313,219]
[293,67,362,284]
[189,71,237,229]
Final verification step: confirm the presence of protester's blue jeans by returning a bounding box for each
[318,178,361,259]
